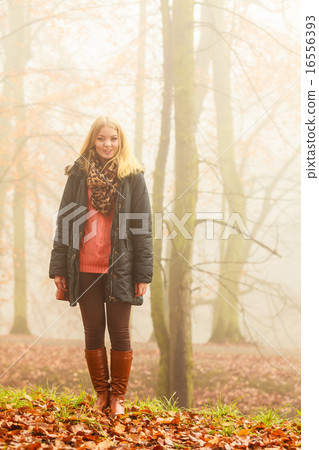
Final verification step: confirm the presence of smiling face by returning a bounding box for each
[94,125,119,162]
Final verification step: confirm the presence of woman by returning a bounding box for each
[49,116,153,415]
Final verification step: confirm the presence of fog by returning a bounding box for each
[0,0,300,356]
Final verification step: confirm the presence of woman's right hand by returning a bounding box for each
[54,275,67,290]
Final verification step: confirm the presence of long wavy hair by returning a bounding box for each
[78,116,144,179]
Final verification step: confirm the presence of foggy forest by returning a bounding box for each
[0,0,301,448]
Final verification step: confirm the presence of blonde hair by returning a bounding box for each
[78,116,144,179]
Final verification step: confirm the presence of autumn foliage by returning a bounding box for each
[0,386,300,449]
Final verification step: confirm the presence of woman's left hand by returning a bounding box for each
[135,282,148,297]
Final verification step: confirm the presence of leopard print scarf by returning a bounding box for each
[87,154,120,216]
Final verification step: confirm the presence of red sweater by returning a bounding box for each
[79,187,114,273]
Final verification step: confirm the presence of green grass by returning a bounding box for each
[196,397,300,437]
[252,406,286,427]
[126,393,180,413]
[0,384,114,442]
[0,384,95,421]
[251,405,301,427]
[0,384,300,436]
[200,397,241,419]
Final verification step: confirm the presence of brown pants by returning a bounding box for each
[78,272,131,351]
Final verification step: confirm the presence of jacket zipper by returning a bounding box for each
[110,192,120,301]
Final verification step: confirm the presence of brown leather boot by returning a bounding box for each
[109,349,133,416]
[85,347,110,412]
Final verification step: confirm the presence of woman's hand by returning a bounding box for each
[134,282,148,297]
[54,275,67,290]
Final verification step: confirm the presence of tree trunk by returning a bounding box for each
[134,0,147,161]
[209,0,246,343]
[8,0,31,335]
[168,0,197,408]
[11,160,29,335]
[194,0,215,123]
[0,78,12,260]
[150,0,172,397]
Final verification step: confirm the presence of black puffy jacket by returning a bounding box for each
[49,158,153,306]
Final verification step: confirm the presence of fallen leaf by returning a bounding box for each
[114,423,126,434]
[96,439,114,449]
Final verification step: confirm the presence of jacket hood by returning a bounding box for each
[64,157,86,176]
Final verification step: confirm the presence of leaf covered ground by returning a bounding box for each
[0,337,300,416]
[0,386,301,449]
